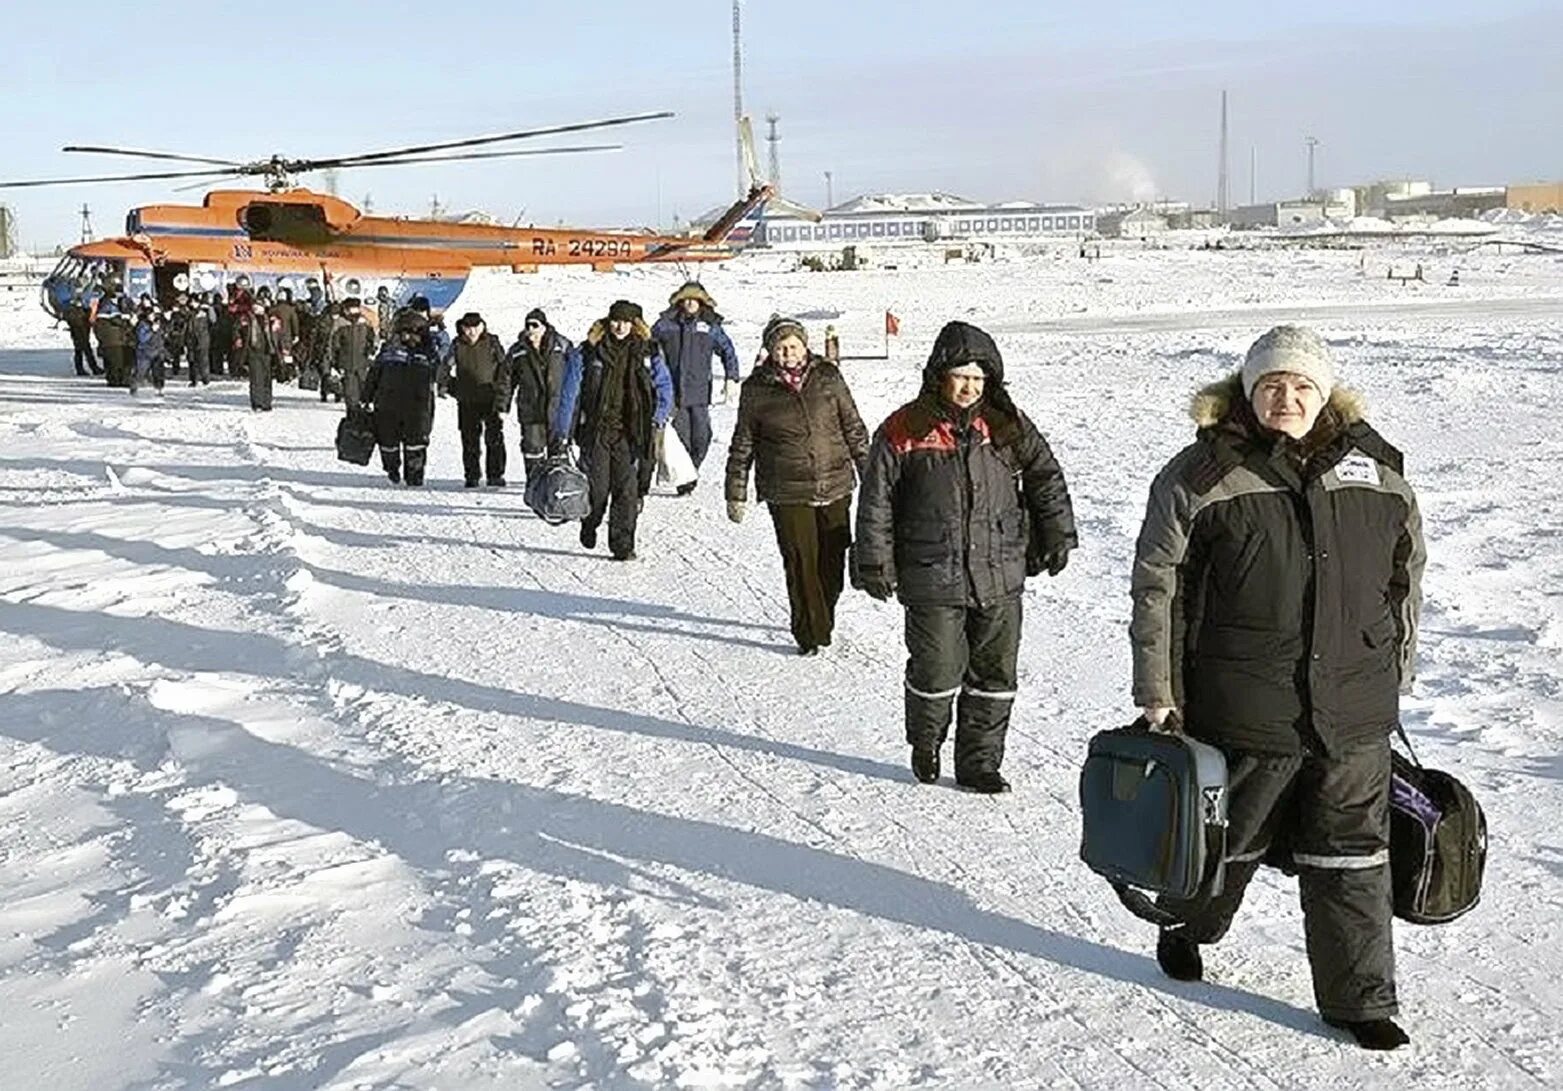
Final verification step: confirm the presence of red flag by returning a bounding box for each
[885,310,900,337]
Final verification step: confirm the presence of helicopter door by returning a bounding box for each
[152,263,191,307]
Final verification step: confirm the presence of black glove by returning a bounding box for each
[547,437,569,459]
[859,567,896,602]
[1042,544,1070,577]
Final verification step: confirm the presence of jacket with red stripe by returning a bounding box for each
[855,392,1076,607]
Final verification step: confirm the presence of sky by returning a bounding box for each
[1,0,1560,249]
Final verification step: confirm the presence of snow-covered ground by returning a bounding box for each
[3,245,1562,1089]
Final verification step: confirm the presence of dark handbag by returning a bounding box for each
[1079,714,1229,925]
[1390,726,1487,924]
[299,366,320,391]
[335,407,376,465]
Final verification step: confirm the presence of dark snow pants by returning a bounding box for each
[769,498,852,651]
[670,404,713,468]
[519,421,548,485]
[458,400,507,484]
[69,324,99,374]
[248,355,273,410]
[376,403,432,486]
[1160,737,1397,1022]
[583,431,640,558]
[903,599,1022,778]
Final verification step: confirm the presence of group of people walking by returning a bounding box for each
[64,274,396,413]
[62,266,1426,1047]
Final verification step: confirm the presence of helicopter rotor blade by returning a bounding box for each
[0,166,249,190]
[288,111,672,172]
[310,144,623,170]
[172,173,246,193]
[63,145,245,167]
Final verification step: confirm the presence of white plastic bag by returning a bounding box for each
[656,425,698,490]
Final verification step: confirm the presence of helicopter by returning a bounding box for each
[2,112,789,319]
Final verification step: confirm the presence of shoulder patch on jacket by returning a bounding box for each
[1334,452,1381,486]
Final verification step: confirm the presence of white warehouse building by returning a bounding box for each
[753,192,1095,251]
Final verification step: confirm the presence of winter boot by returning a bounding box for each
[676,481,697,497]
[580,524,598,550]
[1324,1018,1409,1051]
[465,477,480,488]
[956,770,1011,794]
[911,745,940,784]
[1156,931,1203,982]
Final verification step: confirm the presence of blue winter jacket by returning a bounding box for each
[552,325,673,448]
[651,307,740,408]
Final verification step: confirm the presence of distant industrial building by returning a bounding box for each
[1507,182,1563,214]
[752,192,1095,250]
[1228,189,1355,229]
[1097,207,1168,238]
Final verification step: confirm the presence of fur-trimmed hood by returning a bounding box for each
[1191,372,1366,430]
[586,316,653,347]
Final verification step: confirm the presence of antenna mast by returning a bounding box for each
[766,113,781,194]
[733,1,745,197]
[1216,90,1230,215]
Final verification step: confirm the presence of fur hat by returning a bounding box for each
[1241,325,1335,400]
[607,299,643,323]
[762,314,808,350]
[455,311,484,329]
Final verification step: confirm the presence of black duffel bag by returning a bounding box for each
[335,406,377,466]
[1390,727,1487,925]
[525,454,591,525]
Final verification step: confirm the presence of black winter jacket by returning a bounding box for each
[509,328,573,430]
[1130,375,1426,756]
[363,336,439,432]
[451,331,511,409]
[725,356,869,506]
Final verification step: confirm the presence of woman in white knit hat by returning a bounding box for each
[1128,325,1426,1050]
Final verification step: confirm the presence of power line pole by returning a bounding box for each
[766,113,781,195]
[732,1,745,197]
[1216,90,1230,215]
[1305,135,1320,197]
[824,170,834,208]
[79,204,94,244]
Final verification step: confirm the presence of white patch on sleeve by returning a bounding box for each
[1334,452,1382,486]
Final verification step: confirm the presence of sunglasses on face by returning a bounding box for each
[525,320,544,329]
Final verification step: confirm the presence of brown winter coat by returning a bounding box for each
[725,356,870,506]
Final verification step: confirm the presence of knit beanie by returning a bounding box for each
[607,299,642,323]
[1241,325,1335,400]
[455,311,484,329]
[762,315,808,350]
[524,307,548,327]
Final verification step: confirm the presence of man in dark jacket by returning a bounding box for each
[651,282,741,493]
[328,298,375,409]
[269,287,301,381]
[363,311,440,486]
[91,286,134,388]
[1130,325,1424,1050]
[65,290,101,376]
[855,321,1076,792]
[185,294,212,387]
[509,307,576,484]
[552,300,673,561]
[450,311,512,487]
[235,296,279,411]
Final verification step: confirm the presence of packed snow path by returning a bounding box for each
[3,252,1562,1089]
